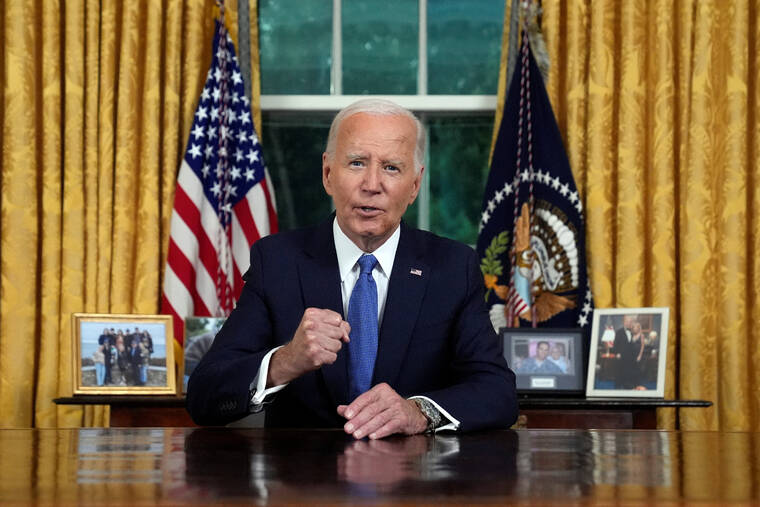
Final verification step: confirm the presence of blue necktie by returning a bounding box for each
[347,254,378,401]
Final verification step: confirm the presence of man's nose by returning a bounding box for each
[362,166,382,192]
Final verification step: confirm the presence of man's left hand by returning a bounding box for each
[337,383,428,439]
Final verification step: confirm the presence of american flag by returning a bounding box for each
[162,20,277,345]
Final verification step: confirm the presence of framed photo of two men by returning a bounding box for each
[586,307,670,398]
[502,328,585,394]
[71,313,176,395]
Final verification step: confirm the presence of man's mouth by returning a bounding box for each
[356,206,382,215]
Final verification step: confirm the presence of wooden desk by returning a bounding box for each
[55,396,711,429]
[0,428,756,505]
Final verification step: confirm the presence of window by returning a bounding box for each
[259,0,504,245]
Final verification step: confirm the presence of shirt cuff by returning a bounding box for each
[248,346,288,411]
[409,395,460,432]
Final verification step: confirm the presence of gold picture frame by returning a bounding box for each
[72,313,177,395]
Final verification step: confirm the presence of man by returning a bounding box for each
[547,343,568,373]
[611,315,638,389]
[516,341,562,374]
[187,99,517,438]
[97,328,113,384]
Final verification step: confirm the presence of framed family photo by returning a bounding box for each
[502,328,584,394]
[183,316,226,393]
[71,313,176,395]
[586,307,669,398]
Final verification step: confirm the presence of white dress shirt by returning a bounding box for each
[249,219,459,432]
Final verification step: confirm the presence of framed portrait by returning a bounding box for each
[502,328,585,394]
[183,316,226,393]
[71,313,176,395]
[586,307,670,398]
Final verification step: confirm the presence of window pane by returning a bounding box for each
[342,0,418,94]
[428,115,493,244]
[260,0,332,94]
[262,113,333,230]
[428,0,504,94]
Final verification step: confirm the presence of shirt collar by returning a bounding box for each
[333,218,400,282]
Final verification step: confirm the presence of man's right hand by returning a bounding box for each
[267,308,351,387]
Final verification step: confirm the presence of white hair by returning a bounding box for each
[325,98,425,173]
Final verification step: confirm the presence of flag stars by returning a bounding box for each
[551,176,561,189]
[503,182,513,195]
[211,181,222,196]
[569,191,579,203]
[495,190,504,203]
[210,107,219,121]
[239,111,251,124]
[230,167,241,180]
[235,149,244,162]
[237,130,248,144]
[205,145,214,158]
[246,149,259,164]
[188,144,201,159]
[201,164,211,178]
[250,132,259,145]
[232,70,242,85]
[487,200,496,212]
[191,124,205,139]
[245,168,255,181]
[214,67,222,82]
[206,125,217,140]
[559,183,570,196]
[212,87,221,102]
[195,106,208,121]
[481,210,491,224]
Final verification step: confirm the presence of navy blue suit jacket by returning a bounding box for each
[186,217,517,431]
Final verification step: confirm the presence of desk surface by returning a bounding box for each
[0,428,756,505]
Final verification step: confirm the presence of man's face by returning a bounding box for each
[536,343,549,360]
[322,112,423,251]
[551,346,562,360]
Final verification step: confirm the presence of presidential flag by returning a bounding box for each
[162,20,277,346]
[476,31,593,332]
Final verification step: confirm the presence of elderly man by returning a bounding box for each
[187,98,517,438]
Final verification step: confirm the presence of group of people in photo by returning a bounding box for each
[91,328,154,386]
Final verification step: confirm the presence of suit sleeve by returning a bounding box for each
[186,242,275,426]
[417,249,518,432]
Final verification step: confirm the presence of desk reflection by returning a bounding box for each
[0,428,758,505]
[182,428,518,501]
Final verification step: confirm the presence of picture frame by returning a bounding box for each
[586,307,670,398]
[183,316,226,393]
[71,313,176,395]
[501,328,585,394]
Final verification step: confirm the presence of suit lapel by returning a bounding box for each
[298,216,349,406]
[373,223,429,387]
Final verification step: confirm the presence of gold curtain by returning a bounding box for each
[497,0,759,430]
[0,0,262,428]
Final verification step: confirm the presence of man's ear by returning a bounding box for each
[409,166,424,204]
[322,152,333,196]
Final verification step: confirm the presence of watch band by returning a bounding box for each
[412,398,442,433]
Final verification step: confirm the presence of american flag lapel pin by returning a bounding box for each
[410,268,422,276]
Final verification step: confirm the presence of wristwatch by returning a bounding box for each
[412,398,442,433]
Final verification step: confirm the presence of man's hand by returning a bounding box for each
[337,383,428,440]
[267,308,350,386]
